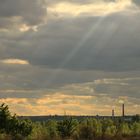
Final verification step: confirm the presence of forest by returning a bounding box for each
[0,103,140,140]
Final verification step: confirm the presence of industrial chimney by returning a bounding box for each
[112,109,115,117]
[122,104,125,117]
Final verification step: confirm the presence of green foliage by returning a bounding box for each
[104,125,117,137]
[78,119,95,140]
[101,119,117,137]
[1,103,140,140]
[27,122,49,140]
[131,122,140,136]
[57,117,78,138]
[46,120,58,138]
[0,103,33,139]
[132,114,140,122]
[118,122,131,136]
[0,103,11,133]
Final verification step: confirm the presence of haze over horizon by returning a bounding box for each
[0,0,140,116]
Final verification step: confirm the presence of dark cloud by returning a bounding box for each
[133,0,140,5]
[95,82,140,98]
[46,0,116,5]
[0,1,139,72]
[0,0,46,29]
[2,13,139,72]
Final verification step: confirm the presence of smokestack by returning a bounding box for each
[122,104,125,117]
[112,109,115,117]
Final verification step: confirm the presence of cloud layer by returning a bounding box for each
[0,0,140,115]
[0,0,47,31]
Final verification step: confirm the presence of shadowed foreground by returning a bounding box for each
[0,104,140,140]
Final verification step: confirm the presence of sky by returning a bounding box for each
[0,0,140,116]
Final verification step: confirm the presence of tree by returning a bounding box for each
[46,120,58,138]
[78,118,99,140]
[118,122,131,137]
[57,117,78,138]
[101,119,115,136]
[132,115,140,122]
[131,122,140,136]
[0,103,11,132]
[0,103,32,138]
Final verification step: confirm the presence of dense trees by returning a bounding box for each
[57,117,78,138]
[0,103,140,140]
[0,104,33,139]
[29,116,140,140]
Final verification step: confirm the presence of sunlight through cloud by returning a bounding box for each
[48,0,133,17]
[1,59,29,65]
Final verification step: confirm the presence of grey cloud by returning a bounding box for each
[17,13,140,71]
[94,78,140,98]
[0,0,47,29]
[46,0,116,5]
[0,59,140,103]
[133,0,140,5]
[0,57,139,99]
[0,12,139,72]
[0,0,140,115]
[1,12,140,72]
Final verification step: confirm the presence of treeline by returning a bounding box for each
[0,104,140,140]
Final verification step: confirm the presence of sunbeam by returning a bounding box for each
[1,0,140,117]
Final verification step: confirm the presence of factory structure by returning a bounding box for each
[112,103,125,117]
[21,103,136,122]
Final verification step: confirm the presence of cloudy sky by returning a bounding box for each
[0,0,140,116]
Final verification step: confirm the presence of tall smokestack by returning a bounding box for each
[112,109,115,117]
[122,104,125,117]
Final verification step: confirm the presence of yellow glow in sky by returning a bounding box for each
[1,59,29,65]
[48,0,132,17]
[19,24,38,32]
